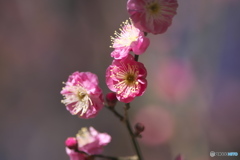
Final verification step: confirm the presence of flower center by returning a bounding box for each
[78,92,87,101]
[61,85,93,116]
[111,63,140,98]
[147,2,161,15]
[126,74,136,84]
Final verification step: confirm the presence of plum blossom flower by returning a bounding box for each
[65,127,111,160]
[106,54,147,103]
[61,72,104,119]
[127,0,178,34]
[110,19,150,59]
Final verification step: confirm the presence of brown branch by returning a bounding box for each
[124,103,143,160]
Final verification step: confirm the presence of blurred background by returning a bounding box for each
[0,0,240,160]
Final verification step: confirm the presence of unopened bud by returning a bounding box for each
[135,123,145,134]
[65,137,78,150]
[106,92,118,107]
[175,154,184,160]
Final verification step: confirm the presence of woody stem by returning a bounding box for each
[124,103,144,160]
[134,55,139,61]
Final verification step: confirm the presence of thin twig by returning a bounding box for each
[105,106,124,121]
[105,104,143,160]
[134,55,139,61]
[124,103,143,160]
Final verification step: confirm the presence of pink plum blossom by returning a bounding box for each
[106,54,147,103]
[127,0,178,34]
[110,19,150,59]
[61,72,104,119]
[65,127,111,160]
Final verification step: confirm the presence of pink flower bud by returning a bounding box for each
[135,123,145,133]
[106,92,118,107]
[65,137,78,150]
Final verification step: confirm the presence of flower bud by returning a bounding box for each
[135,122,145,134]
[65,137,78,150]
[106,92,118,107]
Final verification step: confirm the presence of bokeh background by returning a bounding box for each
[1,0,240,160]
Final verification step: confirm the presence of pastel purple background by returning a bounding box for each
[0,1,240,160]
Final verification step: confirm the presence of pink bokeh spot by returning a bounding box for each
[106,54,147,103]
[133,106,174,146]
[155,59,195,103]
[127,0,178,34]
[61,72,104,119]
[111,20,150,59]
[175,154,184,160]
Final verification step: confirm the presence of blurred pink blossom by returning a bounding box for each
[76,127,111,154]
[155,59,195,103]
[61,72,104,118]
[111,19,150,59]
[127,0,178,34]
[66,127,111,160]
[175,154,184,160]
[66,148,86,160]
[106,54,147,103]
[134,106,174,146]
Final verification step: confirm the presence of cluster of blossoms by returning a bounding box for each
[60,0,178,159]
